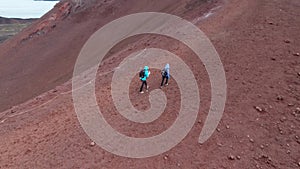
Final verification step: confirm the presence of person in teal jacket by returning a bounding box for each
[140,66,150,93]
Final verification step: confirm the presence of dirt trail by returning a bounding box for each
[0,0,300,168]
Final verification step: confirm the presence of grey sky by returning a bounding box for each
[0,0,59,18]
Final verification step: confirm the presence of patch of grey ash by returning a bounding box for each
[192,5,222,25]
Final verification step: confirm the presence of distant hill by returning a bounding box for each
[0,16,36,24]
[0,17,36,43]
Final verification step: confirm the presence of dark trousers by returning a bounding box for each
[140,80,148,92]
[161,76,169,86]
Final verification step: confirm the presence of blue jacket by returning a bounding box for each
[140,66,150,81]
[164,64,170,78]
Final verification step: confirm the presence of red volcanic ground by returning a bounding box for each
[0,0,299,168]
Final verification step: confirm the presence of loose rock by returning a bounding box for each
[284,39,291,43]
[228,155,235,160]
[217,143,223,147]
[90,142,96,146]
[293,53,300,56]
[276,95,284,101]
[254,106,263,112]
[267,157,272,164]
[280,116,286,122]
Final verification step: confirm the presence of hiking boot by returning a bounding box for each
[165,83,169,86]
[140,91,144,94]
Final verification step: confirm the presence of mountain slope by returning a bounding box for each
[0,0,299,168]
[0,0,214,112]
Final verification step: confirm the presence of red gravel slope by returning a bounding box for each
[0,0,300,168]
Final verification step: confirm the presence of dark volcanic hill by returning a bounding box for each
[0,17,36,44]
[0,17,36,24]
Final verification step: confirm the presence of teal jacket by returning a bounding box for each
[140,66,150,81]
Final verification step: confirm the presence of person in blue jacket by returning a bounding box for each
[160,63,170,88]
[139,66,150,93]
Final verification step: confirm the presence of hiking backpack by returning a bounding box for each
[139,69,145,78]
[161,69,167,77]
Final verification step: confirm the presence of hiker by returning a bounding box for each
[139,66,150,93]
[160,63,170,88]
